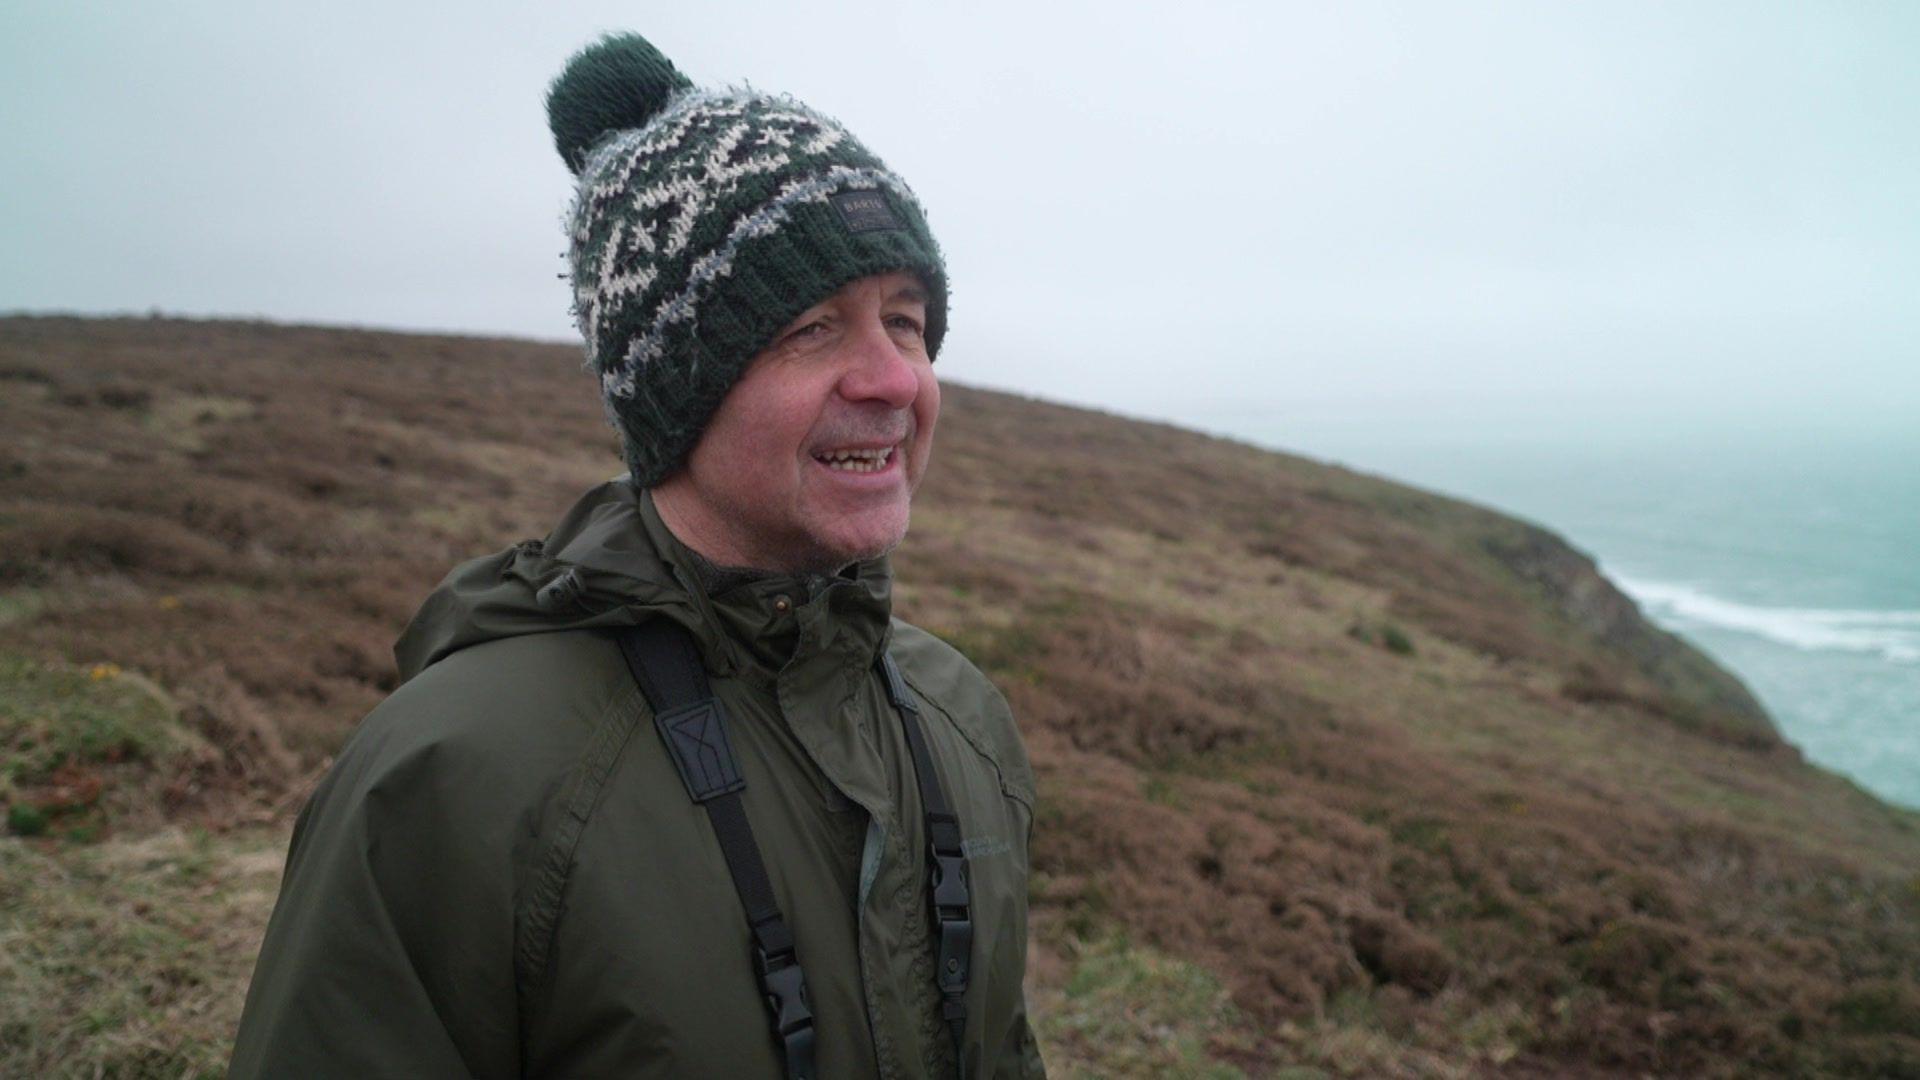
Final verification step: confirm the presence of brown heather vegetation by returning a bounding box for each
[2,313,1918,1078]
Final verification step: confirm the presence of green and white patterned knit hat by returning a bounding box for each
[546,33,950,487]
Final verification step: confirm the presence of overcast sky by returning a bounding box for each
[5,1,1916,457]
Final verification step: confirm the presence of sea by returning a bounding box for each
[1194,409,1920,811]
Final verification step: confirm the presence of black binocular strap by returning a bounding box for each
[615,621,817,1080]
[616,621,972,1080]
[879,654,974,1074]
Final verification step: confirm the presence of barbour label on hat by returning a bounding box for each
[830,189,902,233]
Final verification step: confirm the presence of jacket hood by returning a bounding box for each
[393,478,895,685]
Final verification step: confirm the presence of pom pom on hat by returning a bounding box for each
[546,33,694,176]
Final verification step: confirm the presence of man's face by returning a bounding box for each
[652,270,940,575]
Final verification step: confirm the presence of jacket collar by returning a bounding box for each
[626,483,895,683]
[394,478,895,687]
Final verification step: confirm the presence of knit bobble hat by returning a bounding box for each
[547,33,949,487]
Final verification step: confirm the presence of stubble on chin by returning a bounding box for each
[789,500,913,577]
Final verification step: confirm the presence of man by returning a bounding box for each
[229,32,1044,1079]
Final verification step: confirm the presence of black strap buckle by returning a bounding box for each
[754,944,818,1080]
[754,945,814,1037]
[929,849,973,997]
[930,848,971,915]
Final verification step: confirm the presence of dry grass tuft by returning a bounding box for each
[0,826,285,1079]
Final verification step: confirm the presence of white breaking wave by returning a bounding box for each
[1612,575,1920,666]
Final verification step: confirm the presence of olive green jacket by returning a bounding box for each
[230,480,1044,1078]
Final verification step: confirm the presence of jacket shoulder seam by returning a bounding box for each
[514,672,649,991]
[897,666,1036,810]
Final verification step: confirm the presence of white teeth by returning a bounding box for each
[816,447,892,473]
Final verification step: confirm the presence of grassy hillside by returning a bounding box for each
[3,314,1917,1077]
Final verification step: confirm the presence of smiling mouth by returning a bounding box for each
[812,445,897,474]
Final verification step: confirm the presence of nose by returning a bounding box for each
[836,318,922,410]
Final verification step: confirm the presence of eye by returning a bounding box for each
[885,313,925,337]
[784,319,830,343]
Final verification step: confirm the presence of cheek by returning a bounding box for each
[689,404,790,501]
[719,390,811,471]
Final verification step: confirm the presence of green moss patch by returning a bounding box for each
[1,654,196,835]
[1037,933,1256,1078]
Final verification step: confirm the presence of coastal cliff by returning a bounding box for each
[3,315,1916,1076]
